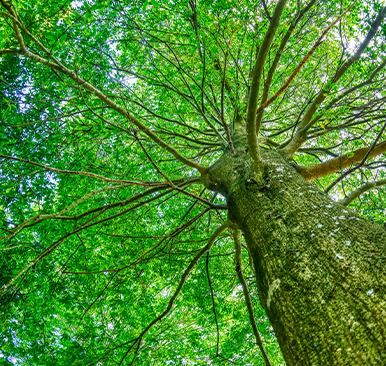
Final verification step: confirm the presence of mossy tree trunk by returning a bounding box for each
[204,135,386,365]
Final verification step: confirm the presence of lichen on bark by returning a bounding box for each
[204,132,386,365]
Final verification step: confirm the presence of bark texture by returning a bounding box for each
[204,139,386,365]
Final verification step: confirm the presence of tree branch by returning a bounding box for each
[339,178,386,206]
[233,228,271,366]
[119,221,231,365]
[135,134,227,209]
[64,208,211,276]
[0,154,170,187]
[0,186,192,296]
[297,141,386,181]
[304,58,386,131]
[1,9,207,174]
[255,0,318,131]
[206,251,220,357]
[282,5,386,157]
[0,48,22,54]
[246,0,288,176]
[0,184,132,242]
[324,120,386,193]
[1,106,109,129]
[261,0,272,22]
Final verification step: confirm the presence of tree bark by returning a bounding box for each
[204,145,386,365]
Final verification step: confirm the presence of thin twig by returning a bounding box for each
[0,154,166,187]
[81,272,118,320]
[118,221,230,365]
[63,208,210,275]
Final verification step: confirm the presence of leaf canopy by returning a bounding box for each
[1,0,386,364]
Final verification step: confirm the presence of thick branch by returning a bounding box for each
[324,120,386,193]
[297,141,386,181]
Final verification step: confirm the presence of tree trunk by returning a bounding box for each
[205,145,386,365]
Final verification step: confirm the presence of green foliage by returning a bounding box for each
[1,0,386,364]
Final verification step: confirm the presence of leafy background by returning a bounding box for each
[1,0,386,364]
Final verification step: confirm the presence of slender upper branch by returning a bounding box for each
[0,48,22,54]
[254,2,355,125]
[261,0,272,22]
[255,0,318,131]
[282,6,386,158]
[245,0,288,173]
[303,58,386,131]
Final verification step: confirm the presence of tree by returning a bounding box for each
[1,0,386,364]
